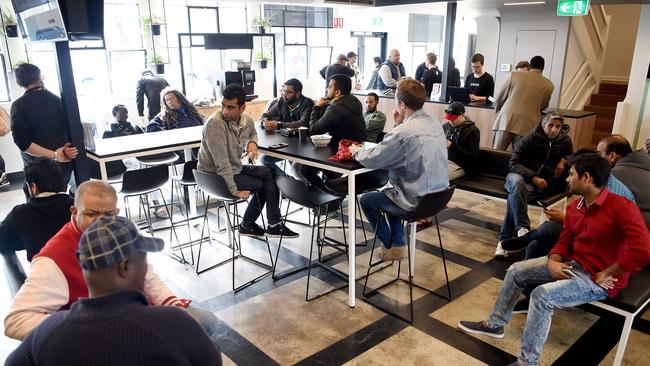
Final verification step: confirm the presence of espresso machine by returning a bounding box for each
[214,64,257,101]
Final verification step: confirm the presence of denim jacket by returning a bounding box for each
[354,109,449,211]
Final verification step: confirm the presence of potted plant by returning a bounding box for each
[149,54,165,74]
[252,16,272,34]
[2,8,18,38]
[142,15,164,36]
[255,51,270,69]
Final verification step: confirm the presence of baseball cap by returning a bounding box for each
[77,216,164,271]
[337,54,349,62]
[346,51,357,59]
[444,101,465,121]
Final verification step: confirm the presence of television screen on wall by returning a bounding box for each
[12,0,68,42]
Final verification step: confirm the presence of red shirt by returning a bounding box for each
[550,188,650,297]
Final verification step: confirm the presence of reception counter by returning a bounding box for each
[353,91,595,149]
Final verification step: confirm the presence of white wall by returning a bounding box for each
[601,4,641,83]
[494,5,570,107]
[474,16,500,78]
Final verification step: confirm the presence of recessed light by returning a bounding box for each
[503,1,546,5]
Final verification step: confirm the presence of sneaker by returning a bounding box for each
[500,235,529,253]
[495,241,509,257]
[458,320,505,339]
[382,246,407,261]
[512,298,529,314]
[266,223,299,238]
[153,206,170,219]
[376,246,387,260]
[239,222,266,237]
[0,172,8,186]
[517,227,529,237]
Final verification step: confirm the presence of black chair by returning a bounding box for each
[362,185,455,323]
[193,170,274,291]
[272,175,348,301]
[136,152,181,178]
[2,253,26,297]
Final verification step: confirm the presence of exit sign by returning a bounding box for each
[558,0,590,16]
[333,17,344,28]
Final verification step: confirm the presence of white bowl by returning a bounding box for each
[310,134,332,147]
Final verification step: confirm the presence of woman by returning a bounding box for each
[146,88,203,132]
[365,56,383,90]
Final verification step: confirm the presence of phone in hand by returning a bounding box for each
[269,143,288,150]
[562,268,577,278]
[537,200,548,209]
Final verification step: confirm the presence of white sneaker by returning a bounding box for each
[517,228,529,237]
[495,241,509,257]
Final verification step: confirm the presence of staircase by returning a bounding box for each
[584,82,627,146]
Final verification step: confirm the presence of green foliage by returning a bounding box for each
[1,7,16,24]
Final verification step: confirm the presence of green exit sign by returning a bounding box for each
[558,0,590,16]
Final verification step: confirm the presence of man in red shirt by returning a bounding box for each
[458,153,650,366]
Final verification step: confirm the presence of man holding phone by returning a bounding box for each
[459,154,650,366]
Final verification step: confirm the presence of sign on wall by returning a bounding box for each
[333,17,344,28]
[557,0,590,16]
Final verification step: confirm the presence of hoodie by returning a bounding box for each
[611,150,650,229]
[309,94,366,147]
[0,193,73,261]
[442,117,480,174]
[509,124,573,182]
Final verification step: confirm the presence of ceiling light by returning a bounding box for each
[503,1,546,5]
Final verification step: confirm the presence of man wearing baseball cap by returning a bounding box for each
[319,53,355,87]
[6,216,221,365]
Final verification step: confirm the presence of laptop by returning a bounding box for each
[447,86,471,103]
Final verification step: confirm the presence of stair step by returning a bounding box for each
[584,105,616,119]
[595,119,614,131]
[590,93,624,107]
[592,131,611,145]
[599,82,627,96]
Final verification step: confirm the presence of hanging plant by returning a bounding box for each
[149,54,165,74]
[142,15,164,36]
[1,7,18,38]
[252,16,272,34]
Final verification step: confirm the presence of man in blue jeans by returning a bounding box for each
[495,114,573,257]
[351,79,448,261]
[459,154,650,366]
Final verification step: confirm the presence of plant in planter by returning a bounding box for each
[252,16,272,34]
[148,54,165,74]
[1,8,18,38]
[142,15,165,36]
[255,51,270,69]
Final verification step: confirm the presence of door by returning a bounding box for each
[351,32,387,88]
[514,30,556,78]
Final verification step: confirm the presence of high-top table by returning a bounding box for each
[256,125,375,308]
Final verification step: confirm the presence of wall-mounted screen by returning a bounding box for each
[12,0,68,42]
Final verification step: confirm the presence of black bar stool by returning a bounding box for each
[362,185,455,323]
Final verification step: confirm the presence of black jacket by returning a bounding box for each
[509,125,573,182]
[320,64,355,85]
[309,95,366,147]
[443,117,480,174]
[102,122,144,139]
[0,193,73,261]
[136,75,169,120]
[260,95,315,129]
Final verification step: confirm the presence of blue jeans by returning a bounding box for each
[486,257,607,366]
[261,155,286,177]
[185,304,221,348]
[360,191,412,248]
[525,221,563,260]
[499,173,538,241]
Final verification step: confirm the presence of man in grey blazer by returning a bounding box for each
[491,56,554,150]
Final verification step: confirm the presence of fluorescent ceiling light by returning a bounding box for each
[503,1,546,5]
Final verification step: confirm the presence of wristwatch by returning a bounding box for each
[277,121,284,129]
[53,150,58,162]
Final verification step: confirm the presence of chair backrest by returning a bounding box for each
[121,165,169,193]
[275,175,318,208]
[476,148,511,178]
[406,185,456,221]
[193,170,238,201]
[181,160,198,182]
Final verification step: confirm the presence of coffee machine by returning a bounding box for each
[214,65,257,101]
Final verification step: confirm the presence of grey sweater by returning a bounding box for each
[197,111,257,195]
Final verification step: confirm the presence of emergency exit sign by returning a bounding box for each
[557,0,590,16]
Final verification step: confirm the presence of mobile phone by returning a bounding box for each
[269,143,288,149]
[562,268,577,278]
[537,200,548,209]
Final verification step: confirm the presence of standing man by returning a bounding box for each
[10,63,78,196]
[421,52,442,98]
[351,80,448,261]
[377,49,406,92]
[259,78,315,176]
[136,70,169,122]
[197,84,298,238]
[347,51,362,91]
[492,56,554,150]
[319,54,355,87]
[464,53,494,103]
[364,92,386,143]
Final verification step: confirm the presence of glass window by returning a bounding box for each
[165,4,188,48]
[284,45,307,81]
[189,7,219,33]
[104,3,142,50]
[218,7,247,33]
[284,28,305,45]
[181,47,222,101]
[71,50,111,96]
[307,28,328,46]
[284,11,306,27]
[0,56,10,102]
[109,50,146,94]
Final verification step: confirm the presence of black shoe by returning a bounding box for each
[501,229,535,252]
[239,223,266,237]
[458,320,505,339]
[512,298,529,314]
[266,223,299,238]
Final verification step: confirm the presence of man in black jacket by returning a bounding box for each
[136,70,169,121]
[293,74,366,187]
[259,79,314,176]
[442,102,480,180]
[496,114,573,257]
[0,158,72,261]
[319,54,355,87]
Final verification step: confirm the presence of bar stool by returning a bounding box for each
[362,185,455,323]
[193,170,274,292]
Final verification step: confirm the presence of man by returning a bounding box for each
[6,216,221,366]
[10,63,78,196]
[197,84,298,238]
[351,80,448,261]
[0,158,73,261]
[421,52,442,98]
[347,51,362,91]
[364,92,386,143]
[319,54,355,86]
[492,56,554,151]
[293,74,366,188]
[414,53,428,83]
[597,134,650,229]
[495,114,573,257]
[259,79,315,176]
[102,104,144,138]
[515,61,530,72]
[441,101,480,180]
[4,181,222,343]
[464,53,494,103]
[377,49,406,92]
[459,154,650,366]
[136,70,169,121]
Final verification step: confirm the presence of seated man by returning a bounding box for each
[103,104,144,138]
[293,74,366,188]
[259,78,314,176]
[0,157,72,261]
[495,114,573,257]
[364,92,386,143]
[6,216,221,366]
[197,84,298,238]
[351,79,448,261]
[597,134,650,229]
[4,181,221,344]
[459,154,650,366]
[442,101,480,180]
